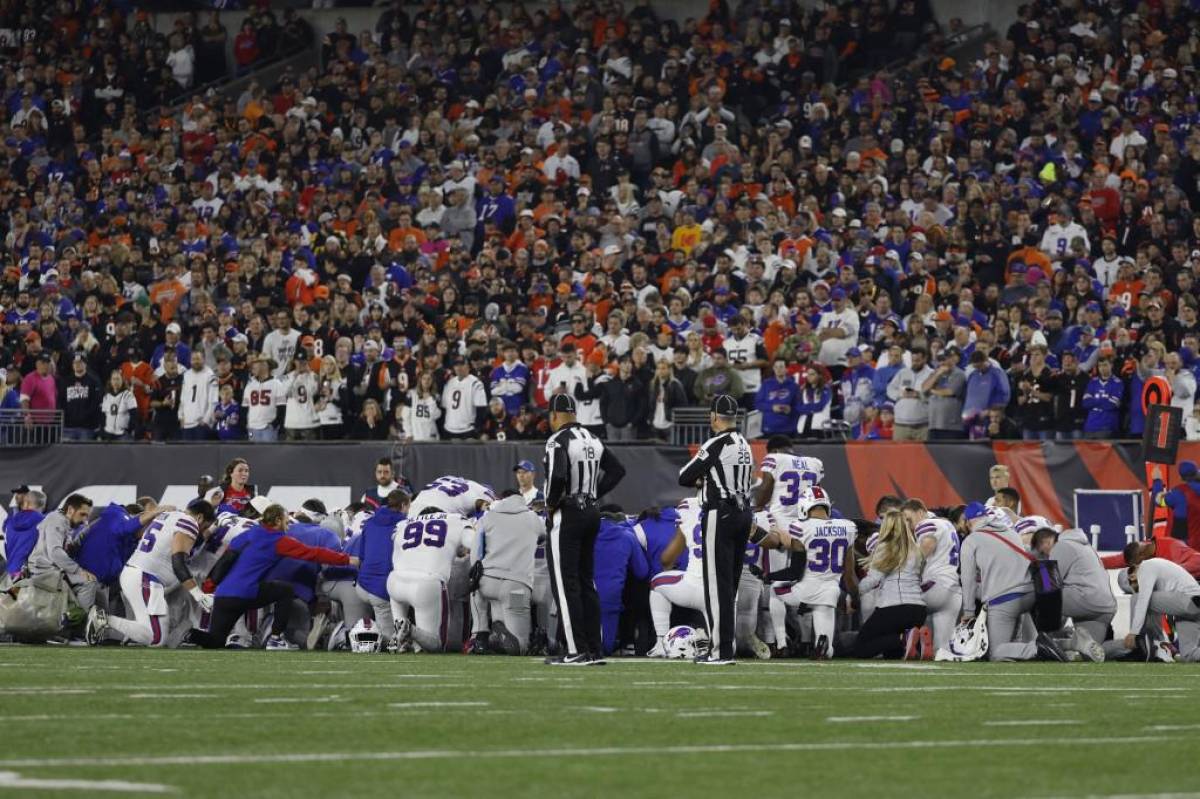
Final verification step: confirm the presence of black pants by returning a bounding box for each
[545,503,602,657]
[700,501,752,660]
[852,604,926,659]
[191,581,295,649]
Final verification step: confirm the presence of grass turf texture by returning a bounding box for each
[0,649,1198,798]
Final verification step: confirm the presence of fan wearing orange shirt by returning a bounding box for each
[120,356,157,422]
[670,210,703,255]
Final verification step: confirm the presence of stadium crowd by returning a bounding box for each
[4,0,1200,443]
[3,451,1199,663]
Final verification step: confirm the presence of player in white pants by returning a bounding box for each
[387,511,475,653]
[903,499,963,651]
[647,499,707,656]
[86,502,217,647]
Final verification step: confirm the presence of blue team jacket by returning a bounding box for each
[4,509,44,577]
[265,523,342,603]
[76,504,144,584]
[349,507,406,600]
[594,518,651,610]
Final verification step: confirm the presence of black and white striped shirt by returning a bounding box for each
[544,423,626,507]
[678,430,754,506]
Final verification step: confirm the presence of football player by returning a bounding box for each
[410,476,495,518]
[1014,514,1056,548]
[85,499,217,647]
[388,508,477,653]
[646,498,709,657]
[754,436,824,526]
[773,487,858,658]
[735,512,775,659]
[901,498,962,651]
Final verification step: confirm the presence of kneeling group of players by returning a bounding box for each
[13,441,1200,663]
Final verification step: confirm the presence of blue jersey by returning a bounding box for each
[265,523,341,602]
[216,526,288,600]
[593,518,651,610]
[75,503,144,584]
[3,509,44,577]
[489,362,531,415]
[632,508,681,577]
[351,507,405,599]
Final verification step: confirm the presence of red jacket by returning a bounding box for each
[1102,537,1200,578]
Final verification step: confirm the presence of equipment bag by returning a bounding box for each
[0,570,69,642]
[981,530,1064,632]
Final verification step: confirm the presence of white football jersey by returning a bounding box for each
[759,453,825,521]
[1015,515,1055,540]
[441,374,488,434]
[914,513,961,590]
[242,377,285,430]
[391,512,475,582]
[787,516,856,584]
[281,371,320,429]
[411,477,495,518]
[722,333,766,392]
[127,511,200,590]
[676,498,705,581]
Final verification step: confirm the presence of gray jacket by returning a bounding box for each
[1049,529,1115,614]
[960,524,1031,610]
[27,510,82,579]
[927,367,966,431]
[476,495,542,589]
[887,365,934,426]
[858,551,925,608]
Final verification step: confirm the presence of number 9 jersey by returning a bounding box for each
[391,512,476,582]
[784,516,856,605]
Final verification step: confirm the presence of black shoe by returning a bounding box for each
[545,653,591,666]
[585,654,608,666]
[695,655,736,666]
[464,636,489,655]
[527,629,548,657]
[1036,632,1069,662]
[812,635,830,660]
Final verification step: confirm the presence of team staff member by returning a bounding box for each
[678,394,754,665]
[1163,460,1200,549]
[27,494,95,608]
[189,504,358,650]
[542,393,626,666]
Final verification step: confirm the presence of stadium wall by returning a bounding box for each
[0,442,1186,526]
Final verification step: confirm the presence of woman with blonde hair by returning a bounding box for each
[851,509,930,659]
[315,355,350,440]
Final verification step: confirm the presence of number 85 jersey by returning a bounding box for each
[785,516,856,605]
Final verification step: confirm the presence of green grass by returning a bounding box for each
[0,649,1198,798]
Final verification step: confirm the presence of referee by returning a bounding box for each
[678,395,754,665]
[543,393,626,665]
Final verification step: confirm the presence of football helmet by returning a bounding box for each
[664,625,710,660]
[797,486,832,519]
[934,608,989,662]
[348,618,383,653]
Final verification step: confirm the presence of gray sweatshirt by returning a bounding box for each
[887,365,934,426]
[960,524,1031,610]
[1129,557,1200,631]
[27,510,82,578]
[476,495,542,589]
[858,551,925,608]
[1049,529,1115,614]
[926,367,966,431]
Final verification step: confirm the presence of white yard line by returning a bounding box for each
[826,715,918,723]
[128,694,210,699]
[388,702,490,708]
[0,736,1176,770]
[254,697,341,704]
[0,770,175,793]
[984,720,1082,727]
[676,711,774,718]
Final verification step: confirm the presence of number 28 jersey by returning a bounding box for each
[786,517,856,585]
[126,511,201,590]
[391,512,476,582]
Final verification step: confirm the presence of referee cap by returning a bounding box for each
[549,394,577,414]
[710,394,739,417]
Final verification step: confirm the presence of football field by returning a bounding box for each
[0,648,1198,798]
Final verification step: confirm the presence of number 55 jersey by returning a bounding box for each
[783,516,857,606]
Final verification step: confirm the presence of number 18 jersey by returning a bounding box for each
[126,512,200,589]
[391,512,476,582]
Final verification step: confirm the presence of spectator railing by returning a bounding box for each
[0,410,63,447]
[670,407,761,447]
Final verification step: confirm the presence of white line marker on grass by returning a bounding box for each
[826,716,918,723]
[677,711,774,718]
[983,720,1082,727]
[388,702,490,709]
[254,697,341,704]
[128,694,209,699]
[0,735,1176,769]
[0,770,175,793]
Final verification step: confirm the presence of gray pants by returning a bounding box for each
[606,424,637,441]
[355,585,394,638]
[321,579,370,627]
[532,568,556,639]
[922,585,962,651]
[986,593,1038,661]
[1061,590,1115,646]
[1148,590,1200,659]
[470,575,532,654]
[445,556,471,651]
[63,572,98,611]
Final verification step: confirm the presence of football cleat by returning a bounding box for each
[695,655,736,666]
[265,635,299,651]
[464,635,490,655]
[585,655,608,666]
[546,653,591,666]
[1035,632,1069,662]
[84,606,109,646]
[812,635,830,660]
[224,633,249,649]
[748,634,771,660]
[394,618,414,653]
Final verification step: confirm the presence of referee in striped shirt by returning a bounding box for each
[543,393,626,665]
[679,395,755,664]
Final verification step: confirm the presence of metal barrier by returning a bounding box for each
[669,407,760,447]
[0,410,63,447]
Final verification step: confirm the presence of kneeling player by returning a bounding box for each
[86,500,217,647]
[901,499,962,651]
[647,498,707,657]
[388,508,476,653]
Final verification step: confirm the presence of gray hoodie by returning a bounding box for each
[1049,528,1115,615]
[28,510,82,579]
[960,524,1031,609]
[476,495,542,589]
